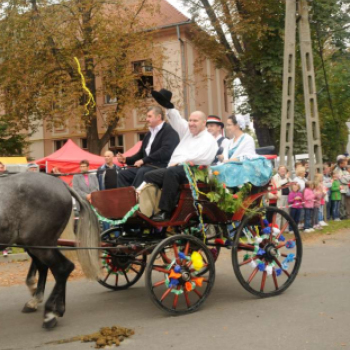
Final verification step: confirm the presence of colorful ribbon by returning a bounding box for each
[183,164,206,240]
[74,57,96,115]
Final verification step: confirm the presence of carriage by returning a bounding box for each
[61,178,303,315]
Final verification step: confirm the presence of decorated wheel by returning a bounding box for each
[232,206,302,297]
[98,248,146,291]
[145,234,215,314]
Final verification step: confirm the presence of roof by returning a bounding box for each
[35,139,141,170]
[135,0,191,30]
[152,0,190,28]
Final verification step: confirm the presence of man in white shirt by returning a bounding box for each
[206,115,230,165]
[116,106,179,188]
[143,89,218,222]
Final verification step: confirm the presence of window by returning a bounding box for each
[133,59,153,98]
[105,94,118,105]
[103,70,118,105]
[138,133,146,141]
[81,138,88,149]
[54,139,67,151]
[109,135,124,153]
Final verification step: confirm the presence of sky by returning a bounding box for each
[166,0,190,17]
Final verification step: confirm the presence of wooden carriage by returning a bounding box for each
[88,179,302,314]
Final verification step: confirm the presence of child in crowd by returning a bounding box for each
[303,181,315,232]
[330,173,342,221]
[288,183,303,231]
[313,180,325,230]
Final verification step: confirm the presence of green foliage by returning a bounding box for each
[182,0,350,157]
[0,122,26,156]
[192,166,251,213]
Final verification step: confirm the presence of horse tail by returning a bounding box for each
[66,186,101,280]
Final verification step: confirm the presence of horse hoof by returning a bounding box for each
[22,305,37,313]
[42,317,57,329]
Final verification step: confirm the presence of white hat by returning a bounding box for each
[235,115,247,130]
[336,155,346,161]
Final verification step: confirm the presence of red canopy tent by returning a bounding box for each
[35,139,141,184]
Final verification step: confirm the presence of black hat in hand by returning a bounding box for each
[151,89,174,109]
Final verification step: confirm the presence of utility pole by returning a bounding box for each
[279,0,323,179]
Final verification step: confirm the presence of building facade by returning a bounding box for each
[28,0,233,159]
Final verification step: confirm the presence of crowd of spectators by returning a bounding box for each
[268,155,350,232]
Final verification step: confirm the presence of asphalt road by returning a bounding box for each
[1,231,350,350]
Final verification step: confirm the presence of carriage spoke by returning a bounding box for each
[260,270,267,292]
[172,287,181,309]
[184,241,190,256]
[103,270,112,283]
[273,257,290,277]
[160,288,172,302]
[129,266,139,274]
[122,271,130,284]
[173,243,180,264]
[238,242,255,251]
[152,280,165,288]
[272,270,279,290]
[247,267,259,284]
[277,222,289,239]
[160,252,171,264]
[114,273,119,286]
[152,266,171,274]
[183,290,191,307]
[193,289,202,298]
[239,255,259,267]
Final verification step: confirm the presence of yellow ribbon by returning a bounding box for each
[74,57,96,115]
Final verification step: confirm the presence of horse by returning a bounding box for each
[0,172,100,328]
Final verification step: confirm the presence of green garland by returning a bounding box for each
[191,166,251,214]
[91,204,140,225]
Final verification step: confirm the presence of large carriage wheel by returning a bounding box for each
[232,206,302,297]
[99,228,146,290]
[145,234,215,314]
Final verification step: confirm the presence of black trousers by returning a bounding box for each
[117,166,155,188]
[144,166,189,213]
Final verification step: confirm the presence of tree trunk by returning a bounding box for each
[253,117,275,148]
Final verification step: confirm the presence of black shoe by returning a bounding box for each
[152,211,171,222]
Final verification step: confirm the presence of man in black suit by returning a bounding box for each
[116,106,180,188]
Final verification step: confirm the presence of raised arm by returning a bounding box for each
[166,109,189,139]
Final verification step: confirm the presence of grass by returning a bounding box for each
[312,219,350,235]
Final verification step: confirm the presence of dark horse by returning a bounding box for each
[0,172,100,328]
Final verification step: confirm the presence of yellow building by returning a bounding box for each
[28,0,233,159]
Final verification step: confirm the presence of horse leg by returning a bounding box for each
[39,250,75,329]
[25,259,38,296]
[22,255,48,313]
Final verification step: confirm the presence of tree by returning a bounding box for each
[181,0,350,152]
[0,119,27,156]
[0,0,160,154]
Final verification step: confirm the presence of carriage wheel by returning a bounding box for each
[145,234,215,314]
[98,248,146,291]
[232,206,302,297]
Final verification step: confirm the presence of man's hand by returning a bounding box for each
[134,159,144,168]
[86,194,92,202]
[117,152,126,163]
[217,154,224,162]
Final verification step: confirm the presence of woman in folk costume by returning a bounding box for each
[212,114,272,187]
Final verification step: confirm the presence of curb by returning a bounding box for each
[0,253,29,263]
